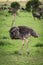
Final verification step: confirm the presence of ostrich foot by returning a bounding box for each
[26,50,29,55]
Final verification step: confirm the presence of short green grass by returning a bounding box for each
[0,10,43,65]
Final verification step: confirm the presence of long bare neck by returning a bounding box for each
[11,19,14,28]
[11,14,16,28]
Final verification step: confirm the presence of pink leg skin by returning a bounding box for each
[26,39,29,55]
[20,39,24,54]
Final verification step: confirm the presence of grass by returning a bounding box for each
[0,10,43,65]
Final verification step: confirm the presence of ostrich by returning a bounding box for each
[32,10,41,19]
[9,14,38,54]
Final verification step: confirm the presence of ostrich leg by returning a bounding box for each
[26,39,29,54]
[11,14,16,27]
[20,39,25,54]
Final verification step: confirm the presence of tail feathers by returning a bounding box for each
[31,29,38,38]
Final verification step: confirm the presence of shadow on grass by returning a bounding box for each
[0,41,11,46]
[0,18,5,21]
[0,36,9,39]
[2,36,9,39]
[10,51,22,55]
[5,14,9,17]
[35,43,43,47]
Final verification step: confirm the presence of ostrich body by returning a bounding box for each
[32,9,42,19]
[9,26,38,39]
[9,25,38,54]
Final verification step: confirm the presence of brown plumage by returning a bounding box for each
[9,26,38,40]
[32,9,42,19]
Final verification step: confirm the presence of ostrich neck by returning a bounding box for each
[11,14,16,28]
[11,19,15,28]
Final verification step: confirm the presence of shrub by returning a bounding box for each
[10,2,20,14]
[11,2,20,11]
[31,0,40,9]
[25,1,31,12]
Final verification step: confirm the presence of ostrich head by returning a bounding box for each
[9,27,20,39]
[30,29,38,38]
[10,27,19,35]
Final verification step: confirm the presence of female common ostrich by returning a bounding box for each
[9,14,38,54]
[32,10,41,19]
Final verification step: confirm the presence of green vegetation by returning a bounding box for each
[11,2,20,9]
[0,7,43,65]
[11,2,20,13]
[25,1,31,12]
[25,0,42,12]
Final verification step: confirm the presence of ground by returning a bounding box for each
[0,9,43,65]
